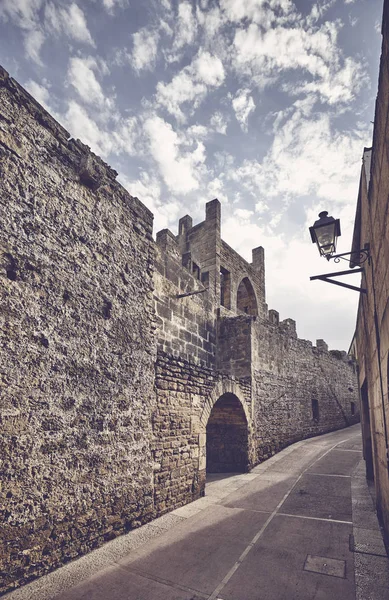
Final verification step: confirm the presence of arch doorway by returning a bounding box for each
[206,393,249,473]
[237,277,258,316]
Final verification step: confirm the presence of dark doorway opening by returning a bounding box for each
[206,393,249,473]
[361,379,374,481]
[312,398,320,422]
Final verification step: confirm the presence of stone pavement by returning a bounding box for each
[5,425,389,600]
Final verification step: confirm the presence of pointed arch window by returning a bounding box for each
[237,277,258,316]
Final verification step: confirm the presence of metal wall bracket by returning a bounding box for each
[310,268,367,294]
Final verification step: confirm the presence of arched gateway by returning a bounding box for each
[199,382,253,485]
[206,393,249,472]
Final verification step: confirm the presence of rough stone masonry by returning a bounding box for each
[0,65,360,595]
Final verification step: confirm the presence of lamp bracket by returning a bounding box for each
[325,245,371,266]
[310,268,367,294]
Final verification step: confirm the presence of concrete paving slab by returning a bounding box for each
[220,474,294,512]
[264,445,323,474]
[222,516,354,600]
[337,437,363,451]
[281,473,352,521]
[304,554,346,578]
[55,564,206,600]
[306,449,362,476]
[118,505,269,595]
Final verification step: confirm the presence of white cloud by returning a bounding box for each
[232,89,256,131]
[44,3,91,44]
[64,100,139,158]
[67,57,111,107]
[210,112,228,134]
[186,124,209,140]
[230,99,370,211]
[65,101,104,152]
[196,5,224,40]
[349,15,358,27]
[45,3,95,46]
[102,0,128,13]
[207,177,230,204]
[171,1,197,54]
[1,1,95,63]
[255,199,269,213]
[24,28,44,64]
[156,72,207,122]
[25,78,51,109]
[234,208,254,220]
[130,28,159,73]
[231,20,366,106]
[0,0,43,30]
[111,117,139,155]
[121,171,182,233]
[192,50,225,86]
[287,57,367,105]
[144,116,206,194]
[156,50,225,122]
[221,0,295,26]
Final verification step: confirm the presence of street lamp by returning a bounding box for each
[309,211,341,259]
[309,211,370,294]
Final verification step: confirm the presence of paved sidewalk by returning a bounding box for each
[5,425,389,600]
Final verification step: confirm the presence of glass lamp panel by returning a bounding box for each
[315,223,336,254]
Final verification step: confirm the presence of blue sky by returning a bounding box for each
[0,0,384,350]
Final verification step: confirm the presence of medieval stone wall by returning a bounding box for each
[0,63,361,595]
[251,318,359,463]
[0,66,157,593]
[154,231,216,367]
[152,233,253,514]
[153,354,253,515]
[220,241,266,317]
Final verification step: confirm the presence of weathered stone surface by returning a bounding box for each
[153,198,359,510]
[0,66,156,593]
[0,64,360,595]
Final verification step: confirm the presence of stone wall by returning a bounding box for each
[251,318,359,463]
[0,63,361,595]
[351,0,389,544]
[152,206,359,518]
[154,231,216,368]
[153,354,253,515]
[152,231,253,513]
[0,66,157,593]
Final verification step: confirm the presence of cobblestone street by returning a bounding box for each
[5,425,389,600]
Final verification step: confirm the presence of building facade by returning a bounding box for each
[349,0,389,546]
[0,65,359,594]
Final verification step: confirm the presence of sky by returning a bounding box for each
[0,0,384,351]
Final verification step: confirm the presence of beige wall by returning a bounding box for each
[352,0,389,543]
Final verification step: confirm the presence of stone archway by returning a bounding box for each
[206,393,249,473]
[237,277,258,316]
[198,381,253,492]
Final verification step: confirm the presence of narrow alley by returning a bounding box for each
[5,425,389,600]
